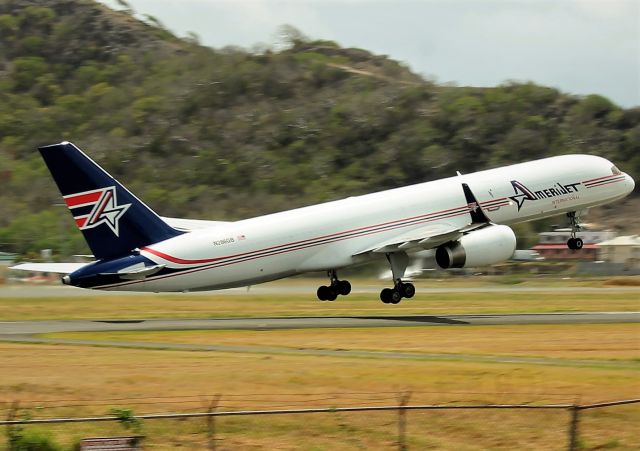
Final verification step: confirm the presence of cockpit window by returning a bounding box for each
[611,165,622,175]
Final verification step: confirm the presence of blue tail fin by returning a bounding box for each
[39,142,183,260]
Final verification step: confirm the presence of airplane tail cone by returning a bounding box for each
[39,142,183,260]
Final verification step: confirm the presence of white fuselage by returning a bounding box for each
[97,154,634,292]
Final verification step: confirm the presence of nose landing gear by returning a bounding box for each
[317,270,351,301]
[566,212,584,250]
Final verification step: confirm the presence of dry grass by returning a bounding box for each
[0,339,638,450]
[604,276,640,287]
[1,287,639,449]
[44,323,640,362]
[1,290,639,321]
[2,319,640,450]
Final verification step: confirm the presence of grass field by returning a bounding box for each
[43,323,640,362]
[1,288,639,321]
[1,285,639,450]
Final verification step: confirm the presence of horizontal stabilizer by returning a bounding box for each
[161,217,231,232]
[98,263,165,280]
[10,262,91,274]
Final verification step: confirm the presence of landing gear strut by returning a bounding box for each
[380,252,416,304]
[566,211,584,250]
[317,270,351,301]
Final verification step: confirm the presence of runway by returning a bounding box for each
[1,312,638,367]
[1,312,638,335]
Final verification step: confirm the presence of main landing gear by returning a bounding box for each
[566,211,584,250]
[380,281,416,304]
[317,270,351,301]
[380,252,415,304]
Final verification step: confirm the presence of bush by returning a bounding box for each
[8,428,61,451]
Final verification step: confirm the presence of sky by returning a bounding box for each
[98,0,640,107]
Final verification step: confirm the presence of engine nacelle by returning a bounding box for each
[435,225,517,269]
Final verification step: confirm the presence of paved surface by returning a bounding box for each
[1,312,638,368]
[1,312,638,335]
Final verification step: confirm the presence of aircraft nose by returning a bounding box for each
[624,173,635,194]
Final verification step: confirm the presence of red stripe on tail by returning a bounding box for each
[75,216,88,228]
[65,192,102,207]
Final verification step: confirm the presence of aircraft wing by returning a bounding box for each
[355,182,491,255]
[354,223,484,255]
[161,217,231,232]
[10,262,91,274]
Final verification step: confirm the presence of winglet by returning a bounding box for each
[462,183,490,224]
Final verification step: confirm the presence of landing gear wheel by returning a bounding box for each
[325,288,337,301]
[336,280,351,296]
[390,289,402,304]
[317,285,330,301]
[317,270,351,301]
[400,282,415,299]
[318,286,337,301]
[380,288,393,304]
[574,237,584,249]
[567,237,584,250]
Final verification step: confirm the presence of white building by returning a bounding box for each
[597,236,640,270]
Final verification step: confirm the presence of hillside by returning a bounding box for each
[0,0,638,257]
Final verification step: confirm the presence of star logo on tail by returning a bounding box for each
[63,187,131,236]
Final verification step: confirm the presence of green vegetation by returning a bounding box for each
[108,407,143,434]
[1,288,639,320]
[7,425,62,451]
[1,0,639,259]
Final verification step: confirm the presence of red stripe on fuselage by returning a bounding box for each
[142,205,470,266]
[582,174,622,185]
[585,178,625,189]
[143,247,222,264]
[96,206,473,289]
[480,198,508,206]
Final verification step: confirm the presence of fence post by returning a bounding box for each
[568,405,580,451]
[398,392,411,451]
[5,401,19,451]
[203,395,221,451]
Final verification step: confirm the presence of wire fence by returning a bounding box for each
[2,397,638,450]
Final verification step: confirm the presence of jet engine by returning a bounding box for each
[435,225,516,269]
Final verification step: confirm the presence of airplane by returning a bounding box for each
[11,142,635,304]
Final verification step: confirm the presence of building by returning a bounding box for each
[0,251,17,266]
[596,235,640,270]
[532,229,616,261]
